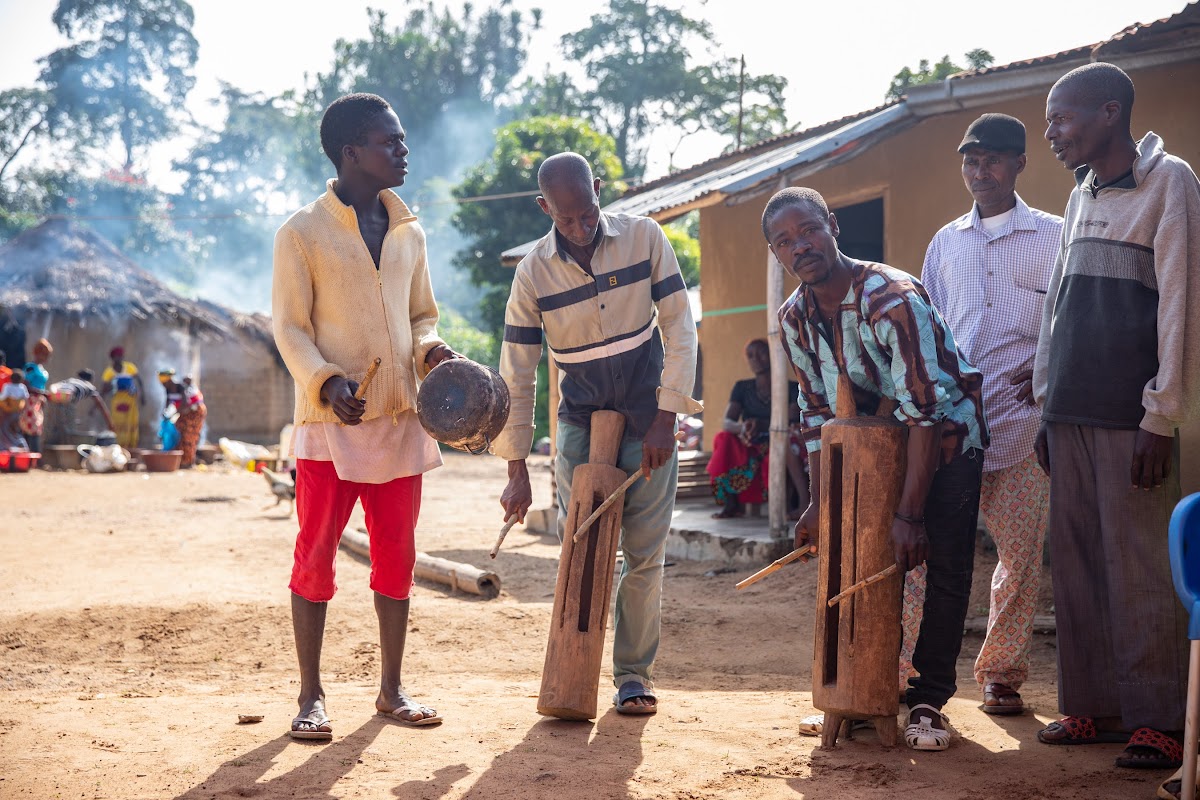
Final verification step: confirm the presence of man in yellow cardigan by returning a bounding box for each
[272,93,460,741]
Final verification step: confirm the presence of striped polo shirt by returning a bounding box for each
[493,212,701,461]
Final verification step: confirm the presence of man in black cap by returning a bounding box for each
[914,113,1062,715]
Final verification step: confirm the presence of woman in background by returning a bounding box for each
[706,339,809,519]
[101,347,144,449]
[19,338,52,453]
[176,373,207,467]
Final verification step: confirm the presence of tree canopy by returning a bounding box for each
[886,49,995,101]
[561,0,788,178]
[451,115,624,332]
[39,0,199,170]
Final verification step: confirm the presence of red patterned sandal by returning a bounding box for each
[1115,727,1183,770]
[1037,716,1129,745]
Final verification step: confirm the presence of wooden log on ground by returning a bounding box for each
[340,527,501,599]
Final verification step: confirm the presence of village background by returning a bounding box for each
[1,1,1198,799]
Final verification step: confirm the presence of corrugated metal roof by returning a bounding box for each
[501,104,912,264]
[500,1,1199,266]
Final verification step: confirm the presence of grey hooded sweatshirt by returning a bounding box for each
[1033,132,1200,436]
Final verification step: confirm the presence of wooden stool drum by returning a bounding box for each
[812,377,908,747]
[538,410,628,720]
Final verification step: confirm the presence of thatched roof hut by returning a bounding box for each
[0,217,228,336]
[0,218,294,446]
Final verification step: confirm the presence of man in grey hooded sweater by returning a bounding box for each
[1033,62,1200,772]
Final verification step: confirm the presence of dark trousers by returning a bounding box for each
[1047,423,1186,730]
[906,447,984,709]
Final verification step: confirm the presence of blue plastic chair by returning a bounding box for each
[1170,493,1200,800]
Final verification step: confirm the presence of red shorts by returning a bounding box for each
[290,459,421,602]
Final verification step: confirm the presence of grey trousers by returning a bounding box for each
[1047,423,1188,731]
[555,420,678,690]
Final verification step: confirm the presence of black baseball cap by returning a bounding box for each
[958,113,1026,154]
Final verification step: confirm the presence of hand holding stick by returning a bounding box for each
[354,358,382,400]
[826,563,899,607]
[490,515,518,559]
[338,358,381,426]
[571,432,687,544]
[735,545,818,590]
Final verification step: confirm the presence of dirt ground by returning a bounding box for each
[0,454,1172,799]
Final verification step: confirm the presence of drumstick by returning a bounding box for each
[570,431,688,543]
[338,358,382,426]
[826,563,900,607]
[735,545,818,590]
[571,469,642,543]
[354,358,382,400]
[490,515,518,559]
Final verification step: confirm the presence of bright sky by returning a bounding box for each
[0,0,1187,183]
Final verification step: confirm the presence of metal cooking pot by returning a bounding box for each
[416,359,510,455]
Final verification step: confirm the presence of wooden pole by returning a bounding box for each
[766,246,788,541]
[340,527,501,599]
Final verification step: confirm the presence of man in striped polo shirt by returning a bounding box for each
[495,152,701,714]
[915,113,1062,717]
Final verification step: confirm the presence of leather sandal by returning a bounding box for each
[981,682,1024,715]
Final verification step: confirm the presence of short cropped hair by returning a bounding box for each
[745,338,769,355]
[1052,62,1135,120]
[761,187,830,242]
[320,93,393,170]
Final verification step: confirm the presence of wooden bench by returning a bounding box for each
[677,449,713,500]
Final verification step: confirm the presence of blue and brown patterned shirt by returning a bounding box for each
[778,260,988,460]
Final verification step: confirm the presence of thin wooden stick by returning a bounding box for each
[735,545,818,590]
[569,432,687,544]
[339,358,382,426]
[490,515,518,559]
[826,563,899,607]
[354,357,382,400]
[571,469,642,543]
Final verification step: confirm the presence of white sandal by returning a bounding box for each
[905,703,951,751]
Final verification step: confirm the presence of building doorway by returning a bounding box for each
[833,197,884,263]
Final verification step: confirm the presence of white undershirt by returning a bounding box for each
[980,207,1016,232]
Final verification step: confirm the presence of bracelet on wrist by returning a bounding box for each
[894,511,925,525]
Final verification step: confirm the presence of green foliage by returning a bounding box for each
[561,0,788,177]
[0,205,41,244]
[437,308,500,367]
[168,86,319,308]
[451,116,624,333]
[306,2,538,175]
[39,0,199,169]
[886,50,995,101]
[662,220,699,288]
[0,88,51,184]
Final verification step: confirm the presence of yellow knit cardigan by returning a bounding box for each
[272,179,446,426]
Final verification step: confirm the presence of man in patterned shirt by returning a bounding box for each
[915,114,1062,716]
[767,186,988,752]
